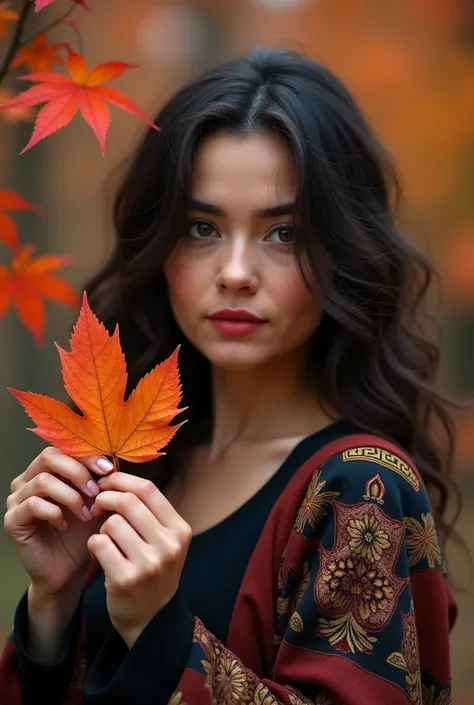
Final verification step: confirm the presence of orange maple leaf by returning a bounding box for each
[9,292,184,466]
[0,48,158,154]
[0,190,40,251]
[11,33,66,73]
[35,0,90,11]
[0,1,19,35]
[0,88,34,123]
[0,243,79,345]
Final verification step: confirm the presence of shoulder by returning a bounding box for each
[294,436,443,569]
[314,437,429,512]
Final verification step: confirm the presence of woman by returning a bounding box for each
[0,47,458,705]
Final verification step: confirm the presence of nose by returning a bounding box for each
[215,240,259,295]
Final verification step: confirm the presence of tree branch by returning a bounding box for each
[22,3,77,45]
[0,1,34,87]
[0,1,81,87]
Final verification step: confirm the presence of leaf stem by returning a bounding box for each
[0,1,34,87]
[60,17,84,55]
[22,3,77,45]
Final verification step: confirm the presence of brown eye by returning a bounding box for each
[188,221,218,239]
[268,225,296,246]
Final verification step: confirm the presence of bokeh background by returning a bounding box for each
[1,0,473,700]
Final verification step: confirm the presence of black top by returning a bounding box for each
[13,420,356,704]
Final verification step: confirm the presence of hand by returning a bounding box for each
[4,446,115,595]
[87,472,192,648]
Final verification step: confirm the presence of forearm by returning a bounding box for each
[26,577,85,663]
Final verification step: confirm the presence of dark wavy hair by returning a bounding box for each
[84,47,461,553]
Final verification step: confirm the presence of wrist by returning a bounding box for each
[29,563,88,601]
[28,579,83,619]
[26,579,85,663]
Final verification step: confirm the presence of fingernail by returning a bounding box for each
[82,505,93,521]
[86,479,100,497]
[97,477,107,485]
[96,458,114,473]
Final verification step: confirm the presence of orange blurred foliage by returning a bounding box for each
[0,88,34,122]
[11,33,66,73]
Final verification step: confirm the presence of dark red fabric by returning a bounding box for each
[0,434,457,704]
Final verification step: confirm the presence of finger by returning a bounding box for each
[87,533,130,583]
[92,491,161,544]
[77,454,115,476]
[96,473,180,530]
[10,473,94,523]
[99,513,148,563]
[4,497,67,536]
[11,447,112,499]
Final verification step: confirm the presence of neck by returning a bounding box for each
[208,347,335,459]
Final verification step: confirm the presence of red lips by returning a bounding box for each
[208,309,265,322]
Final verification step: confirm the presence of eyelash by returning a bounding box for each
[186,220,296,247]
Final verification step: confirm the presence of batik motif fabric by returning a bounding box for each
[0,434,457,704]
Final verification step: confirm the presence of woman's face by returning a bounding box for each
[164,130,323,371]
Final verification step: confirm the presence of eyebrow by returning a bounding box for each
[187,197,297,218]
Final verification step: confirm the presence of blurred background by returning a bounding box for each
[0,0,473,700]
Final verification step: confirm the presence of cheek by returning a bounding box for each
[277,269,322,327]
[164,252,205,313]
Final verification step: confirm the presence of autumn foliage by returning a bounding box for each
[0,243,79,345]
[9,293,184,467]
[0,0,157,343]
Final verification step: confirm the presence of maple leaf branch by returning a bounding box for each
[0,1,34,86]
[0,1,80,86]
[22,2,77,45]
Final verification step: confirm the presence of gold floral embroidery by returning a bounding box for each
[321,556,394,619]
[168,693,187,705]
[404,513,442,569]
[421,684,451,705]
[273,561,311,645]
[317,611,377,654]
[386,602,421,703]
[347,513,391,562]
[293,469,339,533]
[202,652,250,703]
[277,595,289,616]
[277,562,310,624]
[252,683,276,705]
[296,561,311,602]
[287,686,313,705]
[194,618,217,660]
[363,474,385,504]
[342,447,419,491]
[289,611,304,632]
[315,501,407,654]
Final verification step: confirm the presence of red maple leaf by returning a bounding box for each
[35,0,90,11]
[0,244,79,345]
[0,190,40,251]
[0,48,158,154]
[11,33,66,73]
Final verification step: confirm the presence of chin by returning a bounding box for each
[202,343,275,371]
